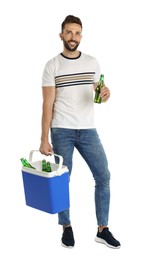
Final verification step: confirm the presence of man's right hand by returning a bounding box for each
[39,141,53,156]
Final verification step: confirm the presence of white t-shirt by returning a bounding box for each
[42,52,100,129]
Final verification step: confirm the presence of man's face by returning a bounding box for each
[60,23,82,52]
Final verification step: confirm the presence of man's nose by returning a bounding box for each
[71,33,75,40]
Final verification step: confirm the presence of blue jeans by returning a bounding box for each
[51,128,110,227]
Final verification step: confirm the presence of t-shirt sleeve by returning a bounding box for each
[42,60,55,87]
[93,58,101,83]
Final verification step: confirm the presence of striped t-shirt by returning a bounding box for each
[42,52,100,129]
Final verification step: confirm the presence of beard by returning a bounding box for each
[63,39,80,52]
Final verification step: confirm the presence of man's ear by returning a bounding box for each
[59,33,63,40]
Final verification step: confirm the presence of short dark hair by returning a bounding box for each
[61,15,82,32]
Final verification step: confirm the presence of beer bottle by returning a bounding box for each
[20,158,35,169]
[94,74,104,103]
[46,162,52,172]
[42,159,47,172]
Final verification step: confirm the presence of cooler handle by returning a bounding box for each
[29,150,63,172]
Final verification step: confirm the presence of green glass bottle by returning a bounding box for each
[42,159,47,172]
[20,158,35,169]
[46,162,52,172]
[94,74,104,103]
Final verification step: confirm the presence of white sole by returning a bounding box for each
[61,242,74,249]
[95,236,121,249]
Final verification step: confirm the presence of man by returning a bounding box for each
[39,15,121,249]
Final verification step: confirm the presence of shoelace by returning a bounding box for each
[103,228,117,242]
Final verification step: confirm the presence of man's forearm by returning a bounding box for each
[41,103,53,143]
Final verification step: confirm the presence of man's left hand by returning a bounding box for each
[100,85,110,102]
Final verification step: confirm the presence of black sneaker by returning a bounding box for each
[95,227,121,249]
[61,226,75,248]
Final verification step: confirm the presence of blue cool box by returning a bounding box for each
[21,151,70,214]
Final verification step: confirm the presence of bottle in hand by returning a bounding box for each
[94,74,104,103]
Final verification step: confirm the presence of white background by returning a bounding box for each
[0,0,144,259]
